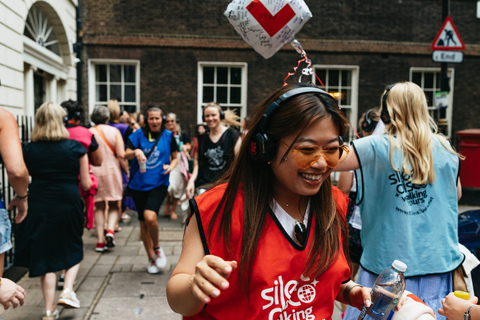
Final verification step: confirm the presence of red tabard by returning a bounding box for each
[187,184,350,320]
[67,125,93,152]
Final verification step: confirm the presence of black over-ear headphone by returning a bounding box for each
[249,87,329,163]
[380,83,397,125]
[202,104,225,122]
[144,105,167,125]
[361,109,376,133]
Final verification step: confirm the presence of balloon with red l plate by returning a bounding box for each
[224,0,313,59]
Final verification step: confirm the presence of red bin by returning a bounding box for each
[457,129,480,189]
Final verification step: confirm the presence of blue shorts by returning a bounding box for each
[0,209,12,254]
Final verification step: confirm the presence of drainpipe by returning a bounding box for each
[438,0,450,135]
[75,0,83,105]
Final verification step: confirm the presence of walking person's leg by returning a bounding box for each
[105,200,120,247]
[57,263,81,308]
[94,201,107,252]
[41,273,57,313]
[143,186,168,271]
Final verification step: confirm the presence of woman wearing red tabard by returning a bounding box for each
[167,84,373,319]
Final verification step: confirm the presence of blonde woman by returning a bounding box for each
[337,82,464,320]
[15,102,92,319]
[186,103,241,198]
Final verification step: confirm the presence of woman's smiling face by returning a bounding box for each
[270,115,340,201]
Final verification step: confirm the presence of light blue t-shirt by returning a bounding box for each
[353,135,463,277]
[128,129,174,191]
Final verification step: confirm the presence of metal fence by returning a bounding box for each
[0,115,33,270]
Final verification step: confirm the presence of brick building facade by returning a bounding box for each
[80,0,480,143]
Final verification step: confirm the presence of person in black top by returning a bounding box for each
[186,103,241,198]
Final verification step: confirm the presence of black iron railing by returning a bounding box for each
[1,115,32,270]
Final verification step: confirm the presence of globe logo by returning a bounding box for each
[297,284,316,303]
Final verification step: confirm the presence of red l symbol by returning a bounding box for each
[246,0,296,37]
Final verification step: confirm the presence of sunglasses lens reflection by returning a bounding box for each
[294,146,348,169]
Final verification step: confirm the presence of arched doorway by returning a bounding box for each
[23,2,73,116]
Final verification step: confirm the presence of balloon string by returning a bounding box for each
[283,57,307,87]
[284,44,359,139]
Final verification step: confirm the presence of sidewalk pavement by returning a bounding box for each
[0,206,185,320]
[1,205,478,319]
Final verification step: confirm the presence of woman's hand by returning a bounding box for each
[350,286,406,312]
[189,255,237,304]
[8,196,28,224]
[186,180,195,199]
[163,164,173,175]
[439,292,478,319]
[349,286,373,311]
[0,278,25,310]
[134,149,146,165]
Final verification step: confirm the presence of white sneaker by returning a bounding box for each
[154,247,167,269]
[42,309,59,320]
[147,259,159,274]
[57,288,80,308]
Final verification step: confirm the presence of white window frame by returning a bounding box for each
[88,59,141,115]
[197,62,248,124]
[312,65,360,140]
[409,67,455,137]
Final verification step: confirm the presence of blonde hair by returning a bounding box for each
[107,99,121,121]
[382,81,463,184]
[203,102,241,128]
[166,112,182,133]
[31,102,69,141]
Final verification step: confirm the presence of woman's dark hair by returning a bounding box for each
[194,83,349,294]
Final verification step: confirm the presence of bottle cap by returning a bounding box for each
[454,290,470,300]
[392,260,407,273]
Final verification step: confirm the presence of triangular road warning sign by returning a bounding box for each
[431,16,465,51]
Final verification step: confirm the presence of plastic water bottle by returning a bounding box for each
[357,260,407,320]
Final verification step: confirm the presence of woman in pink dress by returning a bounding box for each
[89,106,128,252]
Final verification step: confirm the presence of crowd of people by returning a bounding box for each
[0,80,478,320]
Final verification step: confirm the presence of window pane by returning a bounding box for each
[328,70,339,87]
[96,65,107,82]
[124,65,136,83]
[435,73,441,90]
[203,67,214,84]
[123,105,136,114]
[217,86,228,103]
[341,70,351,87]
[343,89,352,105]
[412,72,421,86]
[424,72,434,89]
[96,84,107,102]
[110,65,122,82]
[217,67,228,84]
[425,91,433,105]
[125,85,136,102]
[316,69,326,86]
[230,87,241,103]
[231,68,241,84]
[203,86,214,102]
[110,85,122,101]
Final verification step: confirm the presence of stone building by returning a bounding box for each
[0,0,79,118]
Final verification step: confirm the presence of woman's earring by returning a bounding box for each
[283,156,288,162]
